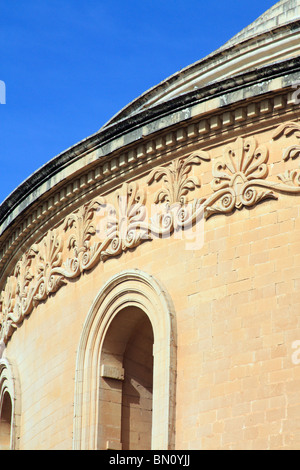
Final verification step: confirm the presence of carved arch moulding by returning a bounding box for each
[1,122,300,344]
[0,358,21,450]
[72,269,176,450]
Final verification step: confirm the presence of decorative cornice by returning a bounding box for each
[1,59,300,236]
[0,87,298,282]
[1,121,300,344]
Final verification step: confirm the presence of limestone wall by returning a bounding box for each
[1,106,300,449]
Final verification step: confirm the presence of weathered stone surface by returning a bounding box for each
[1,0,300,451]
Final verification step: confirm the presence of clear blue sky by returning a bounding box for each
[0,0,276,205]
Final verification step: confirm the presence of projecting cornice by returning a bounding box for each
[1,0,300,344]
[104,15,300,126]
[1,112,300,343]
[1,57,300,237]
[0,80,299,281]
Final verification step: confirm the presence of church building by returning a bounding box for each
[1,0,300,450]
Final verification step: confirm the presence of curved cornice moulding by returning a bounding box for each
[2,0,300,240]
[0,72,299,247]
[1,58,300,239]
[103,2,300,126]
[1,121,300,344]
[1,0,300,346]
[120,27,300,115]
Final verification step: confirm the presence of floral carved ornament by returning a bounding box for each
[1,123,300,344]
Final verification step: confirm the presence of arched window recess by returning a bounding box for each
[73,269,177,450]
[0,358,21,450]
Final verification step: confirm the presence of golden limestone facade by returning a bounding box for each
[1,0,300,450]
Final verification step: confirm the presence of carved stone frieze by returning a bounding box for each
[0,230,66,341]
[1,124,300,344]
[64,199,104,257]
[278,169,300,187]
[204,136,277,218]
[0,88,296,278]
[147,150,210,205]
[147,151,209,237]
[9,247,37,324]
[32,230,66,304]
[62,198,105,275]
[271,121,300,192]
[0,275,18,341]
[272,121,300,161]
[99,182,150,260]
[69,182,151,271]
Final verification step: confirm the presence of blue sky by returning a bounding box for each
[0,0,276,205]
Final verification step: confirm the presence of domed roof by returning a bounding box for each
[222,0,300,48]
[103,0,300,128]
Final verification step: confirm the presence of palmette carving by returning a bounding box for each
[147,152,209,237]
[32,231,66,304]
[64,199,104,256]
[83,182,151,267]
[272,121,300,161]
[203,132,300,217]
[0,276,18,340]
[204,137,277,217]
[270,121,300,193]
[1,129,300,344]
[147,151,210,205]
[100,182,150,258]
[9,247,37,324]
[278,169,300,187]
[59,182,150,274]
[0,247,38,339]
[62,198,105,275]
[0,230,67,343]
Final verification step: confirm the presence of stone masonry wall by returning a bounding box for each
[2,118,300,450]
